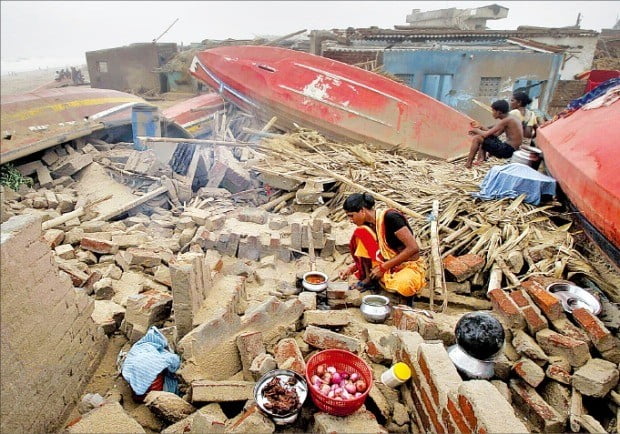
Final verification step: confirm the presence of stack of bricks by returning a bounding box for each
[485,276,620,432]
[1,215,108,433]
[393,331,529,433]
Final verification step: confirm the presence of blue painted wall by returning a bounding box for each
[383,49,563,123]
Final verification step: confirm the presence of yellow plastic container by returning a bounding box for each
[380,362,412,388]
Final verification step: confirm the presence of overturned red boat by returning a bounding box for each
[189,45,475,160]
[536,87,620,264]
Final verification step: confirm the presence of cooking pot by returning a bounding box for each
[302,271,328,292]
[511,145,543,170]
[360,295,391,323]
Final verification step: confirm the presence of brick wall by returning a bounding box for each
[322,49,384,67]
[0,214,108,433]
[547,80,586,117]
[395,332,529,433]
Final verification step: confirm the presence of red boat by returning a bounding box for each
[162,92,225,138]
[189,45,475,160]
[1,87,191,164]
[536,87,620,264]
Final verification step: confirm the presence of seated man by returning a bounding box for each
[338,192,426,297]
[466,99,523,168]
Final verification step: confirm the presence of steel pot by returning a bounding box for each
[360,295,391,323]
[302,271,328,292]
[510,145,543,169]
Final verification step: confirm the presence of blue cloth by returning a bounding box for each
[121,326,181,395]
[473,163,556,205]
[567,77,620,111]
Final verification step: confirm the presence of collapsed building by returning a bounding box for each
[1,3,619,434]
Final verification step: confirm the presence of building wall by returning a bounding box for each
[0,215,108,433]
[383,49,563,124]
[86,43,177,93]
[528,35,598,79]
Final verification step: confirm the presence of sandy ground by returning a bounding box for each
[1,65,89,96]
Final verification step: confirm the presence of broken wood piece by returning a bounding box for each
[264,29,307,46]
[306,223,316,271]
[93,186,168,222]
[138,136,261,148]
[260,116,278,132]
[279,148,425,220]
[41,194,112,230]
[260,191,296,211]
[487,264,503,294]
[429,200,446,312]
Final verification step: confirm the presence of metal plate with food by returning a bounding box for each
[254,369,308,425]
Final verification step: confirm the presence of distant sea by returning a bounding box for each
[0,55,87,75]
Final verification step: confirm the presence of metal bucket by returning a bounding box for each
[511,145,543,170]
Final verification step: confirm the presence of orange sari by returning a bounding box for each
[348,209,426,296]
[375,208,426,297]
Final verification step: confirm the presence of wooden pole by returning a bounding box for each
[138,136,262,148]
[264,29,307,46]
[93,186,168,222]
[41,194,112,230]
[42,207,85,230]
[280,148,425,220]
[487,264,503,294]
[307,223,316,271]
[260,191,296,211]
[260,116,278,132]
[429,200,447,312]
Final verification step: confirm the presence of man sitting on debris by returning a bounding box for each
[338,192,426,297]
[465,99,523,168]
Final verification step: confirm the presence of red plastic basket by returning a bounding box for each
[305,349,373,416]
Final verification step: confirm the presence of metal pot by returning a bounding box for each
[302,271,328,292]
[254,369,308,425]
[447,344,496,380]
[360,295,391,323]
[510,145,543,170]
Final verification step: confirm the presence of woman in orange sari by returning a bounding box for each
[338,193,426,297]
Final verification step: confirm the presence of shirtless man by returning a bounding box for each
[465,99,523,169]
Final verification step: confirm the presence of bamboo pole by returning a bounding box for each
[260,191,296,211]
[307,223,316,271]
[429,200,447,312]
[41,194,112,230]
[487,264,503,294]
[264,29,307,46]
[93,186,168,222]
[138,136,262,148]
[280,149,425,220]
[260,116,278,132]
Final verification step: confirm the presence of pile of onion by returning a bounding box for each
[310,364,368,401]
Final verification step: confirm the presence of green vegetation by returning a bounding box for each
[0,164,33,191]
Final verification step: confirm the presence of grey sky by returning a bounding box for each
[1,1,618,68]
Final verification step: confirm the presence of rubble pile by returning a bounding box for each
[2,119,619,433]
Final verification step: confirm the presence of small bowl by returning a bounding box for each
[302,271,328,292]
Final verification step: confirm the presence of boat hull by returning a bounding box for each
[189,45,475,160]
[536,97,620,252]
